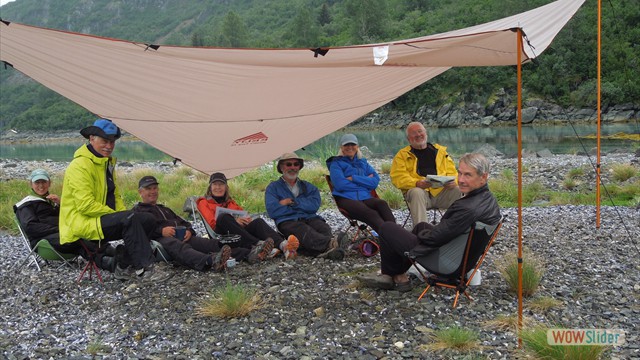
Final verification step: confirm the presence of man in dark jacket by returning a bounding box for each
[358,153,501,292]
[133,175,239,271]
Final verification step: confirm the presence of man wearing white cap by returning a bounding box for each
[59,119,170,282]
[266,152,344,260]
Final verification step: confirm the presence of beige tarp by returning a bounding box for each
[0,0,584,177]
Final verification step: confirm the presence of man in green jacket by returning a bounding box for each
[59,119,170,282]
[390,122,461,226]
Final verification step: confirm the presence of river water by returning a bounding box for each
[1,124,637,162]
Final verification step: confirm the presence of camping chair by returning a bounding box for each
[408,216,503,308]
[13,215,78,271]
[324,175,379,255]
[187,196,221,240]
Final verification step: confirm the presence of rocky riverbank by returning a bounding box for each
[1,153,639,359]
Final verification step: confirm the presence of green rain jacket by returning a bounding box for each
[59,145,125,244]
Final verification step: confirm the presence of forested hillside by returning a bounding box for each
[1,0,638,130]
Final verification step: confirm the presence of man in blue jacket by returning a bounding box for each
[265,152,344,260]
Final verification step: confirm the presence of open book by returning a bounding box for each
[426,175,456,188]
[215,207,249,220]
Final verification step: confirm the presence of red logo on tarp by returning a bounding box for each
[231,132,268,146]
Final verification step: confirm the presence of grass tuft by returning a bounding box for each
[496,248,545,297]
[528,296,563,312]
[196,282,264,318]
[520,326,608,360]
[420,326,481,352]
[484,314,535,332]
[611,163,637,182]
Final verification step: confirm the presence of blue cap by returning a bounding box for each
[340,133,358,146]
[80,118,121,140]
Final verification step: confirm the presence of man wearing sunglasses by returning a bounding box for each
[265,152,345,260]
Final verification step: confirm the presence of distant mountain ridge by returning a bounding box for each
[1,0,638,130]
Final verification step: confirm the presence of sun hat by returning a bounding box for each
[138,175,159,189]
[29,169,50,182]
[277,152,305,174]
[340,133,358,146]
[80,118,122,140]
[209,172,227,184]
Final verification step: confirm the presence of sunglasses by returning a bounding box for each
[284,161,301,167]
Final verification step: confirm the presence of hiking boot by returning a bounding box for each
[247,239,274,264]
[335,231,351,250]
[114,264,136,281]
[318,247,345,261]
[357,273,394,290]
[268,248,282,259]
[137,264,173,283]
[280,235,299,260]
[99,255,117,273]
[211,245,232,272]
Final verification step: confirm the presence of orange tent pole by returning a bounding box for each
[596,0,602,228]
[516,29,524,347]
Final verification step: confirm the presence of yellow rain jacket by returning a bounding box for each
[390,143,458,197]
[59,145,125,244]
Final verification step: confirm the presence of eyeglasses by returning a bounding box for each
[284,161,301,167]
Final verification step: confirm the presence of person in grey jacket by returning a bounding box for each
[358,153,501,292]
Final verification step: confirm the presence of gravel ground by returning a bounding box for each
[0,152,639,359]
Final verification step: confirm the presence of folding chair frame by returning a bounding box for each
[77,240,106,284]
[189,196,221,240]
[13,217,78,271]
[402,197,442,229]
[409,218,503,308]
[324,175,379,247]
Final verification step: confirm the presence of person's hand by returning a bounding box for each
[443,180,457,189]
[161,226,175,238]
[279,198,295,206]
[183,230,192,242]
[346,176,353,181]
[46,194,61,204]
[416,179,431,189]
[236,217,252,226]
[368,174,374,178]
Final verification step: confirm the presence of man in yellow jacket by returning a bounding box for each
[390,122,461,226]
[59,119,170,282]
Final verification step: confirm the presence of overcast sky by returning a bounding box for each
[1,0,17,7]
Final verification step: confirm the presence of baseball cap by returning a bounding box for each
[209,172,227,184]
[30,169,50,182]
[138,175,159,189]
[340,134,358,146]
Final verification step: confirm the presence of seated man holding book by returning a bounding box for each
[390,122,461,226]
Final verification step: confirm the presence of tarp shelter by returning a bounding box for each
[0,0,584,177]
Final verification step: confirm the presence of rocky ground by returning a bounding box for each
[0,151,639,359]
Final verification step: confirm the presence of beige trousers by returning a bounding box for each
[405,187,462,225]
